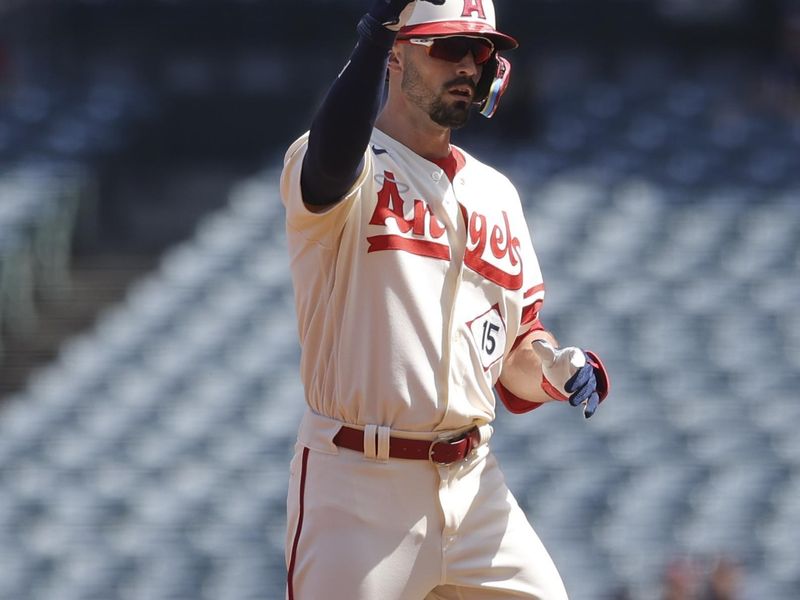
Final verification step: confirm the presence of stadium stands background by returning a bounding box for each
[1,0,799,598]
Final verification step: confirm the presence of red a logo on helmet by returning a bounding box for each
[462,0,487,19]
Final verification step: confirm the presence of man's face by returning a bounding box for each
[398,38,485,129]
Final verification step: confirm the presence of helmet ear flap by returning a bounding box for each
[475,54,511,118]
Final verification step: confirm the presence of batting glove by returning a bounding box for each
[531,340,610,418]
[368,0,445,31]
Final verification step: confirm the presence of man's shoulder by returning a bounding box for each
[454,145,515,186]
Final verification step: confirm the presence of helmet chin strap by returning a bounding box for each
[475,55,511,118]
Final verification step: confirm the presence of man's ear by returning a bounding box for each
[387,46,402,74]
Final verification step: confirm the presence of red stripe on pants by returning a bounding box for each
[287,447,310,600]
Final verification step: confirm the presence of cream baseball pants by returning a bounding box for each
[285,411,569,600]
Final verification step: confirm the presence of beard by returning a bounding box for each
[401,60,474,129]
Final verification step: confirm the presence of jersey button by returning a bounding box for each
[431,171,442,182]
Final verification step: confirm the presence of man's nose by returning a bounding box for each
[456,52,479,77]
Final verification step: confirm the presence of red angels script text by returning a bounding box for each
[367,171,523,290]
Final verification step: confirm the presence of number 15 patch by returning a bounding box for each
[467,304,507,370]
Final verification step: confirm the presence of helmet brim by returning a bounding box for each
[398,21,519,51]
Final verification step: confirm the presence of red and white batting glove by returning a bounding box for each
[531,340,610,418]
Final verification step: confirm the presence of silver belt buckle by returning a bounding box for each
[427,429,473,465]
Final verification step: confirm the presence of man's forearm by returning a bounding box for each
[498,329,560,404]
[300,16,396,206]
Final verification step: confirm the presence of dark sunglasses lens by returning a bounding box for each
[428,39,465,62]
[473,41,494,64]
[470,40,494,64]
[430,38,493,65]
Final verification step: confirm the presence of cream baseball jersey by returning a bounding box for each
[280,128,545,433]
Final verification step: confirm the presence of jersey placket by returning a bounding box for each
[447,175,490,427]
[432,169,476,429]
[426,169,468,431]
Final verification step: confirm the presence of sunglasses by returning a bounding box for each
[401,36,495,66]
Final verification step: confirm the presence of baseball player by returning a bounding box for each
[279,1,610,598]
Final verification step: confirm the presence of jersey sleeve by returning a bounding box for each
[495,383,543,414]
[280,132,373,244]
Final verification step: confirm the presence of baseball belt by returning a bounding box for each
[333,426,481,465]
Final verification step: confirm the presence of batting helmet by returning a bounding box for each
[397,0,517,118]
[398,0,518,51]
